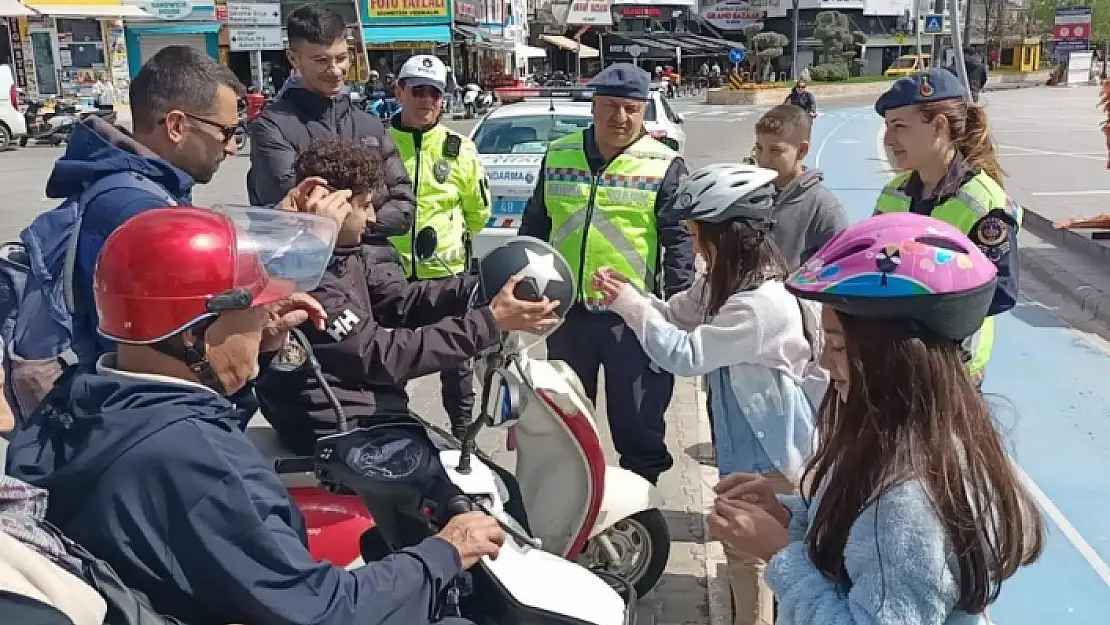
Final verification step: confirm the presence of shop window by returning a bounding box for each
[57,19,101,43]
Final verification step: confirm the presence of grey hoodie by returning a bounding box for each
[770,167,848,270]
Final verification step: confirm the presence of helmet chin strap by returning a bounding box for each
[152,326,228,396]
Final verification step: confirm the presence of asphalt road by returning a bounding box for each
[3,89,1110,623]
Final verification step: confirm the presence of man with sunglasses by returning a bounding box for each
[31,46,350,391]
[247,4,415,243]
[388,54,492,440]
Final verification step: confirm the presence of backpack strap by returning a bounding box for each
[61,172,178,314]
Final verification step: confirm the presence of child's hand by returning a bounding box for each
[708,499,790,562]
[714,473,791,528]
[591,267,630,306]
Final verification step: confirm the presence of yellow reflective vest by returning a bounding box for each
[875,170,1022,376]
[390,124,491,278]
[543,131,678,304]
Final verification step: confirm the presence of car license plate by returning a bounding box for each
[493,198,526,215]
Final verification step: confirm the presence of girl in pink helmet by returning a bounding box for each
[706,211,1044,624]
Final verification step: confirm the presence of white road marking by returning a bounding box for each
[999,144,1106,162]
[1011,461,1110,586]
[1031,190,1110,197]
[815,117,854,169]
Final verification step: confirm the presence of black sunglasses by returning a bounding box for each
[160,111,238,143]
[410,84,444,99]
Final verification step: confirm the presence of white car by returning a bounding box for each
[470,86,685,259]
[0,65,28,150]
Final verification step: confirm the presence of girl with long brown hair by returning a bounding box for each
[592,164,826,625]
[873,68,1021,387]
[708,212,1043,624]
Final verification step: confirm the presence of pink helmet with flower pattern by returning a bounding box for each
[786,212,997,340]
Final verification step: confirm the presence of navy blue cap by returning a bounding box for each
[587,63,651,101]
[874,68,967,116]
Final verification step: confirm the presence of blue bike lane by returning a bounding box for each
[807,107,1110,624]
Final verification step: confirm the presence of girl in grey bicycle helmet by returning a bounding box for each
[592,163,826,625]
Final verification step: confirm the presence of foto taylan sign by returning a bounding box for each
[702,1,762,30]
[566,0,613,26]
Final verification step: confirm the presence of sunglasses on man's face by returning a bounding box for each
[160,111,239,143]
[410,85,444,100]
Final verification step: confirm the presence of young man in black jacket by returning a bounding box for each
[247,5,415,241]
[257,139,559,453]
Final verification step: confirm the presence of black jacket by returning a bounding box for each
[256,244,500,449]
[518,127,696,298]
[785,88,817,114]
[247,84,416,237]
[6,366,463,625]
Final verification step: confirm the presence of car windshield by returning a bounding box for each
[644,99,658,122]
[473,114,593,154]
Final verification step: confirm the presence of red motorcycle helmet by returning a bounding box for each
[94,207,297,344]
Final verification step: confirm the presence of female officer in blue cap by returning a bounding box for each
[873,67,1021,386]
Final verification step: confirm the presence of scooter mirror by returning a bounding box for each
[414,226,439,261]
[486,374,524,427]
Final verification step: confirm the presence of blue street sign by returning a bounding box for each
[729,47,746,64]
[923,14,944,35]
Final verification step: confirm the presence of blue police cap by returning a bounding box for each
[874,68,967,116]
[588,63,651,101]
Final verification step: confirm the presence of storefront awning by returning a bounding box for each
[540,34,599,59]
[680,33,740,53]
[361,24,451,47]
[32,4,154,18]
[515,43,547,59]
[0,0,35,17]
[603,33,678,61]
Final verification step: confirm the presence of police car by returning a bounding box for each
[470,86,685,259]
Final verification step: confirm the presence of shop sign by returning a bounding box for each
[366,0,449,19]
[365,41,437,49]
[139,0,196,20]
[566,0,612,26]
[618,6,661,18]
[454,0,476,19]
[229,26,283,51]
[227,2,281,26]
[701,1,761,30]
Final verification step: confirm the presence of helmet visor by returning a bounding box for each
[212,205,339,300]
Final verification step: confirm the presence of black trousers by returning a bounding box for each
[417,275,475,431]
[546,305,675,484]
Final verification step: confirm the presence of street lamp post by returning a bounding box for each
[791,0,800,80]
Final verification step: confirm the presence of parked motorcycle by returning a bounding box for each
[416,229,671,598]
[462,84,494,119]
[259,320,637,624]
[21,102,114,146]
[367,89,400,126]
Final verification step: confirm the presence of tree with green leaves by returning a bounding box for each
[813,10,868,79]
[738,22,790,82]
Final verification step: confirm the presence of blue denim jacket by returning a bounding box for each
[608,278,819,479]
[771,480,988,625]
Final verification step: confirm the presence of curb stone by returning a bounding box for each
[693,376,731,625]
[1019,212,1110,327]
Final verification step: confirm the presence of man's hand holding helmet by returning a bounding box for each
[488,273,561,334]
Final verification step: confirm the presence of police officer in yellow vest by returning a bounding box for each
[874,68,1021,385]
[389,54,492,436]
[519,63,696,484]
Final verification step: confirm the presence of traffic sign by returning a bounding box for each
[923,14,944,35]
[729,47,746,65]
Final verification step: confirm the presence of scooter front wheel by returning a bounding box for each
[582,508,670,599]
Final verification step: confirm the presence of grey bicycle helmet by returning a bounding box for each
[663,163,778,225]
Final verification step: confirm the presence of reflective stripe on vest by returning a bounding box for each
[875,170,1015,376]
[543,132,676,303]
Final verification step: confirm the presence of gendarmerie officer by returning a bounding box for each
[519,63,696,484]
[874,68,1021,385]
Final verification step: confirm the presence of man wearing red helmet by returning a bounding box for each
[6,207,508,625]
